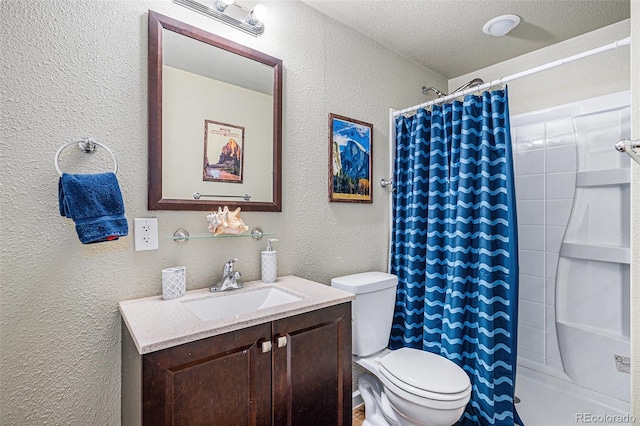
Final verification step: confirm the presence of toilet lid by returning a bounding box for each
[378,348,470,395]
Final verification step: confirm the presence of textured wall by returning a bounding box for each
[0,1,445,424]
[631,0,639,416]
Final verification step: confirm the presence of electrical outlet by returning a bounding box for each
[134,218,159,251]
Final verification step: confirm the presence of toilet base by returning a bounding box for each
[358,370,468,426]
[359,372,399,426]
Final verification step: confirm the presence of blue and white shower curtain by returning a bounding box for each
[390,89,521,425]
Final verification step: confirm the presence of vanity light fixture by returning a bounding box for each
[482,14,521,37]
[173,0,268,36]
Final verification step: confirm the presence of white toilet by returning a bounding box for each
[331,272,471,426]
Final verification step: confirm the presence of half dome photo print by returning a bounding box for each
[329,114,373,203]
[203,119,244,183]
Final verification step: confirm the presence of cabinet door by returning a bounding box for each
[272,303,352,426]
[143,323,272,426]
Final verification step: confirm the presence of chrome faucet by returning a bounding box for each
[209,258,244,292]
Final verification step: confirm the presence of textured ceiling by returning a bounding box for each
[301,0,630,79]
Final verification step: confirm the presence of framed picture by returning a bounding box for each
[328,114,373,203]
[203,119,245,183]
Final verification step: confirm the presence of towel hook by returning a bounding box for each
[54,138,118,176]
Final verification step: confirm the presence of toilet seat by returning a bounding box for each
[378,371,470,412]
[378,348,471,403]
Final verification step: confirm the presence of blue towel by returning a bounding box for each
[59,172,128,244]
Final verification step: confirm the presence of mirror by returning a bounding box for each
[148,11,282,211]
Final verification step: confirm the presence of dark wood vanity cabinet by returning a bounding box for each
[137,303,351,426]
[271,303,352,426]
[142,322,273,425]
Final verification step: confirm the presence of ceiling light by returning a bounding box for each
[483,14,521,37]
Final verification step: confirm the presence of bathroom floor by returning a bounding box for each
[515,372,632,426]
[352,372,631,426]
[352,404,365,426]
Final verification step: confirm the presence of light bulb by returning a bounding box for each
[214,0,235,12]
[252,4,268,22]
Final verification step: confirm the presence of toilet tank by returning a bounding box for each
[331,272,398,357]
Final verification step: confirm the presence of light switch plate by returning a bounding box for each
[134,218,159,251]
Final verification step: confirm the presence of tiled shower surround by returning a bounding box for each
[510,91,631,402]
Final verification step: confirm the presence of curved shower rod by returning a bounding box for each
[398,36,631,117]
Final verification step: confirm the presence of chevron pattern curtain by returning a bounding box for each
[390,89,521,425]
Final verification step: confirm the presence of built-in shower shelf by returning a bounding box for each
[576,168,630,187]
[556,320,630,341]
[560,242,630,264]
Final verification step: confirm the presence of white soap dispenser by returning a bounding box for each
[261,239,278,283]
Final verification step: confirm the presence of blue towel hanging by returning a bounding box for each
[59,172,128,244]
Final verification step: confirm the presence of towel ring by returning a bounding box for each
[54,138,118,177]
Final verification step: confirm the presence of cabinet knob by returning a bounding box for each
[276,335,287,348]
[261,340,272,353]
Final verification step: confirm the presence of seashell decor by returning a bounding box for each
[207,206,249,236]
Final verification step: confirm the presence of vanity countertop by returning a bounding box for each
[119,275,355,354]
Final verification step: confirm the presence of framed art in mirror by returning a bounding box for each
[148,11,282,211]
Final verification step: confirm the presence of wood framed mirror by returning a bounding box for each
[148,11,282,211]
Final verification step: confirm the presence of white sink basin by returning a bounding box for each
[183,287,303,321]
